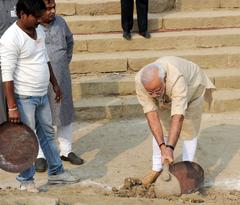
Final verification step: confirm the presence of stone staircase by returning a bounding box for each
[56,0,240,120]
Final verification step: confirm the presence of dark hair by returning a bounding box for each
[16,0,46,18]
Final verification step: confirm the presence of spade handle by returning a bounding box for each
[161,160,171,181]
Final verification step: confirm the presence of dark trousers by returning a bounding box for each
[121,0,149,33]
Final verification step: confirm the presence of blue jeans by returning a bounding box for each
[15,94,64,182]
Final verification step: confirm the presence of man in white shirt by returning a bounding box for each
[0,0,18,124]
[0,0,80,192]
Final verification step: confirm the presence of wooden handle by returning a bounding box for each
[161,160,171,181]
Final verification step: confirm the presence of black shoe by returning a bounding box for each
[35,158,47,172]
[61,152,84,165]
[139,31,151,39]
[123,31,131,40]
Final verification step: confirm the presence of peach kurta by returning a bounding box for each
[135,56,215,140]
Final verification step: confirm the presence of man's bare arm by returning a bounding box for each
[146,111,165,146]
[168,114,184,147]
[48,62,61,102]
[48,62,58,88]
[3,81,20,123]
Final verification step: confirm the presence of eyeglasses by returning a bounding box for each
[147,86,165,98]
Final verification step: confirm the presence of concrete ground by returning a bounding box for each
[0,112,240,204]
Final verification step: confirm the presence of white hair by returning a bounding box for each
[140,62,166,85]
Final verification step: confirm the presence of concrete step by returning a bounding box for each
[64,10,240,34]
[70,47,240,74]
[74,28,240,53]
[73,89,240,120]
[55,0,240,16]
[72,69,240,101]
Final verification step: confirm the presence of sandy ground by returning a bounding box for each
[1,112,240,204]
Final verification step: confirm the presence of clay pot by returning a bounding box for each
[0,122,38,173]
[155,161,204,197]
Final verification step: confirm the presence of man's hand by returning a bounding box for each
[163,146,174,164]
[53,84,62,103]
[3,81,20,123]
[160,144,174,164]
[48,62,62,103]
[8,109,21,123]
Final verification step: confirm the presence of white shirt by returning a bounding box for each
[0,22,50,96]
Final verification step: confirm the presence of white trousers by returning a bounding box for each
[38,123,73,158]
[152,136,198,172]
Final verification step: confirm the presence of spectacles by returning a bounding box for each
[148,87,165,98]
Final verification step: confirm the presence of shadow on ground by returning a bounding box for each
[197,124,240,186]
[70,119,149,181]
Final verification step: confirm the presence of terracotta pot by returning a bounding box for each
[155,161,204,197]
[0,122,38,173]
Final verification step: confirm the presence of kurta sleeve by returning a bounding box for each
[171,76,188,116]
[0,38,19,82]
[135,76,158,114]
[64,20,73,63]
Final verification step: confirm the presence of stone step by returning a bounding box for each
[206,68,240,90]
[72,69,240,101]
[176,0,240,11]
[74,28,240,53]
[212,89,240,113]
[56,0,240,16]
[56,0,175,16]
[64,10,240,34]
[70,47,240,74]
[74,95,143,120]
[176,0,219,11]
[220,0,240,9]
[73,89,240,120]
[72,73,135,101]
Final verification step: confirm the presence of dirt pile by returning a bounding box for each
[111,177,240,204]
[112,177,156,198]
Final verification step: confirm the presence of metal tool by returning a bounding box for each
[0,122,38,173]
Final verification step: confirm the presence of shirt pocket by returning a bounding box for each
[48,29,67,50]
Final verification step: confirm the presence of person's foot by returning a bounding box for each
[35,158,47,172]
[123,31,131,40]
[61,152,84,165]
[19,181,39,193]
[48,169,80,184]
[141,170,161,188]
[139,31,151,39]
